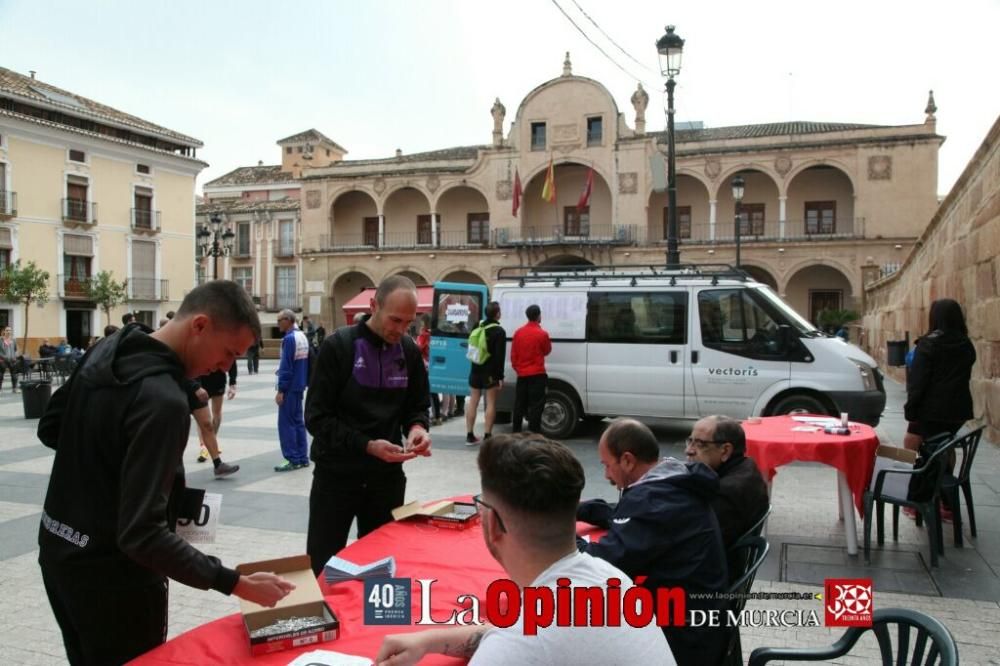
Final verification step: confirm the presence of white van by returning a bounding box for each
[492,265,885,439]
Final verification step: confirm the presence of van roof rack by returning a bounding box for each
[496,263,752,287]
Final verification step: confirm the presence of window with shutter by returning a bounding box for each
[131,240,157,299]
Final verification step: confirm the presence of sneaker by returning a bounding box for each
[196,454,208,463]
[294,461,310,470]
[432,417,443,426]
[274,461,297,472]
[939,506,954,523]
[465,433,480,446]
[902,507,917,519]
[214,462,240,478]
[454,409,465,416]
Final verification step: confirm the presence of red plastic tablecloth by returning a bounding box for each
[131,505,604,665]
[743,415,880,515]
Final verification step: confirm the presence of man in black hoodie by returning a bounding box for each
[37,281,294,665]
[577,418,728,666]
[305,275,431,576]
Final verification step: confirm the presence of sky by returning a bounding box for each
[2,0,998,196]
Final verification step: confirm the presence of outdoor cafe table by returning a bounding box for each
[742,414,881,556]
[131,503,605,665]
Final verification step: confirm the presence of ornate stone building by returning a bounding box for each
[292,55,942,328]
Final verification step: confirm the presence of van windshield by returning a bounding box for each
[754,286,819,335]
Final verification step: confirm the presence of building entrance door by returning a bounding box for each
[809,290,842,326]
[66,308,93,349]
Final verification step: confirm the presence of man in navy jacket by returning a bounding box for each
[578,418,728,666]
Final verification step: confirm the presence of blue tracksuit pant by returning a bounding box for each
[278,390,309,465]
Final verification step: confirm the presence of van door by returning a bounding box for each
[429,282,487,396]
[689,287,791,418]
[585,290,688,417]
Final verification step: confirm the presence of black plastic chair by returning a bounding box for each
[721,535,769,666]
[940,426,985,547]
[748,607,958,665]
[727,505,771,586]
[864,432,955,567]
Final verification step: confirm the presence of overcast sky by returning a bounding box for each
[3,0,998,196]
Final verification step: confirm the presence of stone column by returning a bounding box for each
[708,199,717,241]
[432,212,440,248]
[779,196,787,238]
[378,214,385,248]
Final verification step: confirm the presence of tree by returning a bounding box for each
[0,260,50,351]
[86,270,129,328]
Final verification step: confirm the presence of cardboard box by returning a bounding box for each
[869,445,918,501]
[392,500,480,529]
[237,555,340,656]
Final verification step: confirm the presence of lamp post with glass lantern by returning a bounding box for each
[731,175,745,269]
[198,213,235,280]
[656,25,684,266]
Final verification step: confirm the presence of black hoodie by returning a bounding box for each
[37,324,239,595]
[904,329,976,423]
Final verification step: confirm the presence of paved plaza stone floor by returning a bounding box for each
[1,360,998,664]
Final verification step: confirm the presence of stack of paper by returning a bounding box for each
[323,555,396,584]
[287,649,372,666]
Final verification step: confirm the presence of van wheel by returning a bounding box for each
[769,393,830,417]
[541,389,580,440]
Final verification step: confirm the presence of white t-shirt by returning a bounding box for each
[470,552,675,666]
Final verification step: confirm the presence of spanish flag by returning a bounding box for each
[541,156,556,203]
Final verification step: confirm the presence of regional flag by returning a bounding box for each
[512,169,522,216]
[541,156,556,203]
[577,166,594,213]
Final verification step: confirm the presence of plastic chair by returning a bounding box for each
[727,505,771,586]
[748,607,958,665]
[940,426,985,547]
[864,431,955,567]
[721,535,769,666]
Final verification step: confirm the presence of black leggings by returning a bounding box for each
[1,357,23,390]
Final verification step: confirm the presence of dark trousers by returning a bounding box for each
[1,357,21,390]
[246,349,259,374]
[307,467,406,576]
[42,564,168,665]
[512,374,547,433]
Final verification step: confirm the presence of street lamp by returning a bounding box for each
[198,213,236,280]
[657,25,684,266]
[731,174,746,269]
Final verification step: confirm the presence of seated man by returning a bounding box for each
[38,339,59,358]
[377,433,674,666]
[685,415,769,548]
[578,418,728,666]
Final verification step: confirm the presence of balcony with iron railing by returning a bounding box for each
[62,198,97,226]
[128,277,169,301]
[0,190,16,220]
[131,208,161,233]
[270,239,298,259]
[58,273,93,300]
[308,229,497,252]
[650,217,866,245]
[494,224,641,246]
[262,293,301,312]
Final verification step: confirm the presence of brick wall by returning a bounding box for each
[863,115,1000,441]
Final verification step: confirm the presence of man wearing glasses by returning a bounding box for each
[576,419,728,666]
[684,415,769,548]
[376,433,673,665]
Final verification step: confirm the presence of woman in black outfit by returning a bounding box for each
[902,299,975,519]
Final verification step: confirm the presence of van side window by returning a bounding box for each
[698,289,784,358]
[432,291,482,337]
[587,292,687,344]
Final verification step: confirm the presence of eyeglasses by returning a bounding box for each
[472,493,507,533]
[686,437,727,449]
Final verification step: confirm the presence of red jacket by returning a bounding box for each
[511,321,551,377]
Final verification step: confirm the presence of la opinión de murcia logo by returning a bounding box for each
[824,578,873,627]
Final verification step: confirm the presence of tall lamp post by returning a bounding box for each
[731,175,745,269]
[657,25,684,266]
[198,213,235,280]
